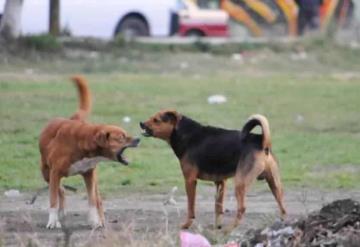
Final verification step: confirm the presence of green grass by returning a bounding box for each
[0,44,360,193]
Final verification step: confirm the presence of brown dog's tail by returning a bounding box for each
[70,75,92,120]
[242,114,271,154]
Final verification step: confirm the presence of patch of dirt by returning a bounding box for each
[312,164,360,174]
[0,188,359,246]
[237,199,360,247]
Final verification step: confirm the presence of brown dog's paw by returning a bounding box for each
[181,218,194,229]
[47,208,62,229]
[88,207,105,229]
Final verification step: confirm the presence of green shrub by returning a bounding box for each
[121,179,131,186]
[20,34,61,51]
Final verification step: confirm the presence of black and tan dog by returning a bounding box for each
[140,110,286,229]
[39,76,140,229]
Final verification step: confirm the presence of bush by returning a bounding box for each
[19,34,61,51]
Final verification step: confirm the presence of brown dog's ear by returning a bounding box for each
[161,110,181,125]
[94,130,110,147]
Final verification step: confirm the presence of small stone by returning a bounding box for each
[4,189,21,198]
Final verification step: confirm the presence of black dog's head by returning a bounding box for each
[140,109,181,141]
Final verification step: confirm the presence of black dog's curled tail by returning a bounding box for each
[242,114,271,154]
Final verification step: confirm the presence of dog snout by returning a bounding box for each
[140,122,152,137]
[131,137,140,147]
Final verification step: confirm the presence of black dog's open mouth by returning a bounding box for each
[141,129,152,137]
[140,122,153,137]
[116,138,140,165]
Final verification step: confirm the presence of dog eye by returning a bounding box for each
[154,118,160,123]
[117,137,124,143]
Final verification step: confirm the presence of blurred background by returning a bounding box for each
[1,0,360,212]
[0,0,359,40]
[0,1,360,246]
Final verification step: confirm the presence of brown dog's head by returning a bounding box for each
[139,109,181,141]
[94,125,140,165]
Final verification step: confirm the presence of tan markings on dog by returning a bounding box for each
[197,172,235,182]
[179,157,198,229]
[142,109,181,141]
[243,114,272,153]
[248,114,271,150]
[263,152,287,218]
[229,150,273,230]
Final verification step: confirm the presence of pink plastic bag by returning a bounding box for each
[224,242,239,247]
[179,231,211,247]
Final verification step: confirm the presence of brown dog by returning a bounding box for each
[39,76,139,229]
[140,110,286,230]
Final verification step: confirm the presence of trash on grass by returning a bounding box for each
[122,116,131,123]
[180,231,211,247]
[290,51,308,61]
[164,186,178,206]
[231,53,244,63]
[207,95,227,104]
[180,62,189,70]
[295,114,304,124]
[4,189,21,198]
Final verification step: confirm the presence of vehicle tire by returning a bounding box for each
[185,29,205,38]
[116,16,149,39]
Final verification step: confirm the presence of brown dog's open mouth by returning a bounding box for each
[116,149,129,165]
[116,138,140,165]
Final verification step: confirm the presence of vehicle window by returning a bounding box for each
[197,0,219,9]
[177,0,186,10]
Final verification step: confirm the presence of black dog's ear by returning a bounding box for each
[161,110,181,125]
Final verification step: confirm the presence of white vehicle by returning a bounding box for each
[0,0,180,38]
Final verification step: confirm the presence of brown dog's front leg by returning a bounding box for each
[182,179,197,229]
[95,173,105,225]
[47,170,62,229]
[58,186,66,219]
[83,169,104,228]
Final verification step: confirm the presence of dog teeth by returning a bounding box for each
[141,129,150,137]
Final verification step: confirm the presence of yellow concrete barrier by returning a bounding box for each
[220,0,263,36]
[243,0,277,23]
[275,0,298,36]
[320,0,340,31]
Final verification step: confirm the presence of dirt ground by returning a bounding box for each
[1,186,360,246]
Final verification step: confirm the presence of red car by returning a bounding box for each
[178,0,229,37]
